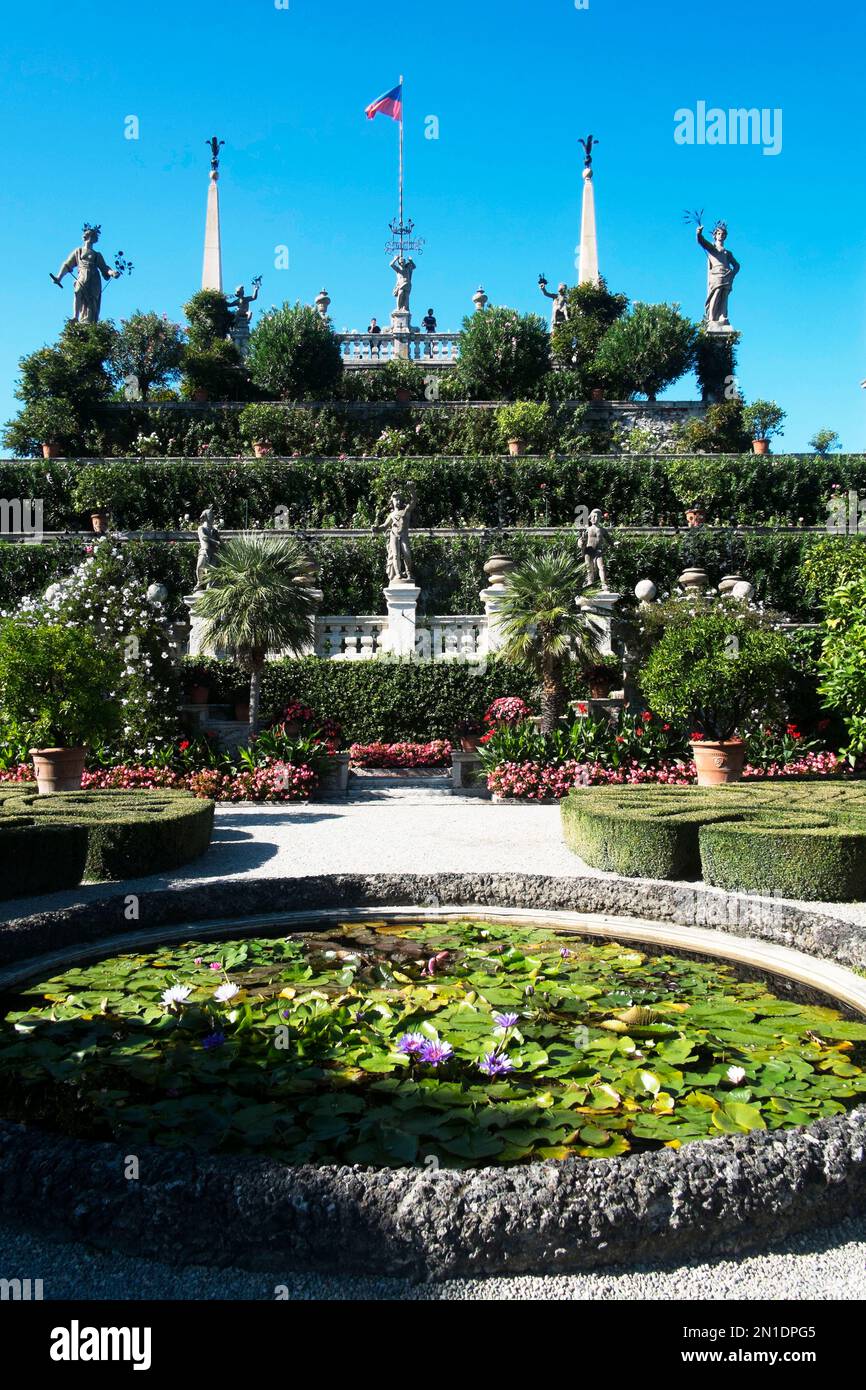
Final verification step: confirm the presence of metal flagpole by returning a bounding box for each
[398,74,404,256]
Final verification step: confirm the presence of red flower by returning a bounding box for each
[786,724,801,740]
[179,740,190,752]
[690,732,704,741]
[641,711,653,723]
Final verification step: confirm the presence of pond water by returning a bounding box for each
[1,918,865,1167]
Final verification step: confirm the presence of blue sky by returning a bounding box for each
[1,0,864,451]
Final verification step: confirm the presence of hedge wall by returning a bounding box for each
[560,783,866,901]
[181,655,568,742]
[0,788,215,886]
[2,452,864,531]
[0,528,839,621]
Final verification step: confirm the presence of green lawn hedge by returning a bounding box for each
[0,789,214,892]
[2,452,864,530]
[0,527,835,621]
[561,783,866,901]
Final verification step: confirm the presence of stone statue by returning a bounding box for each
[578,507,610,589]
[373,484,418,584]
[195,506,221,589]
[538,275,569,327]
[696,221,740,329]
[51,224,120,323]
[207,136,225,173]
[579,134,598,171]
[390,254,416,314]
[227,277,261,329]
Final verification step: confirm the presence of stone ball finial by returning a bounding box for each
[635,579,657,603]
[731,580,755,602]
[147,582,168,605]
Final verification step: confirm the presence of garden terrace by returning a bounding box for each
[561,783,866,901]
[0,789,214,894]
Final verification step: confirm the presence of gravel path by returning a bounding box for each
[2,1217,864,1300]
[2,798,865,1299]
[3,800,865,927]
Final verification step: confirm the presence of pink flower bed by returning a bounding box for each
[488,751,847,801]
[0,762,317,802]
[349,740,452,768]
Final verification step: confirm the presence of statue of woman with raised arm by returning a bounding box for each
[696,221,740,328]
[51,223,120,323]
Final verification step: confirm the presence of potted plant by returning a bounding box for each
[232,690,251,723]
[582,655,621,698]
[743,399,786,455]
[185,664,213,705]
[0,619,122,793]
[684,499,706,528]
[238,402,289,457]
[21,398,80,459]
[379,359,428,404]
[639,610,791,785]
[453,718,483,753]
[495,400,551,457]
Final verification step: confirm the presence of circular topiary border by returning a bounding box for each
[0,788,214,893]
[0,871,865,1278]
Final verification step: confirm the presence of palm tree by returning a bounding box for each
[192,533,318,732]
[497,548,600,732]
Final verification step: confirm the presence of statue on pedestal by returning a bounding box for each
[538,275,569,327]
[390,254,416,315]
[50,224,122,323]
[227,277,261,330]
[373,483,417,583]
[696,221,740,329]
[195,507,221,589]
[578,508,611,590]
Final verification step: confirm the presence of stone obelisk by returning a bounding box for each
[202,136,224,292]
[578,135,600,287]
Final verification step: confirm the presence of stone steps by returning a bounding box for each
[341,769,456,803]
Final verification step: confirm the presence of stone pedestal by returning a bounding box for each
[318,752,350,796]
[184,593,210,657]
[383,583,420,657]
[451,751,488,796]
[480,584,509,654]
[577,591,622,657]
[389,308,412,356]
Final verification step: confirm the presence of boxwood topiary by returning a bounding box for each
[561,783,866,901]
[0,789,214,887]
[0,819,89,900]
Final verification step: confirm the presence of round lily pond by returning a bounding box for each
[2,917,866,1168]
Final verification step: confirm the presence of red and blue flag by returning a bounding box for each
[365,83,403,122]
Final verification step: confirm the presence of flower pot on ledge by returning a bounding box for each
[690,738,746,786]
[507,438,524,456]
[189,684,210,705]
[30,746,87,795]
[90,509,110,534]
[252,440,273,458]
[42,442,62,459]
[752,439,769,455]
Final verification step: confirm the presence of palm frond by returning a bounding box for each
[192,533,317,668]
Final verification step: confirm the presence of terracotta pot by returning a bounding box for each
[752,439,769,455]
[252,441,273,459]
[507,438,524,457]
[591,388,604,401]
[234,701,251,723]
[589,677,615,699]
[395,387,412,403]
[42,442,62,459]
[192,388,209,403]
[684,508,705,528]
[30,746,87,795]
[189,684,210,705]
[459,735,482,753]
[690,739,746,786]
[90,509,109,534]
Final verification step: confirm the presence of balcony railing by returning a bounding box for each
[337,331,460,366]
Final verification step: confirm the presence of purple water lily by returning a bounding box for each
[396,1032,428,1055]
[559,947,571,959]
[202,1031,226,1050]
[419,1039,454,1067]
[492,1012,519,1029]
[479,1051,515,1077]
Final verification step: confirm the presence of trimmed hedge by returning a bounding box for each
[3,452,866,531]
[181,655,562,743]
[0,527,833,621]
[0,789,214,888]
[560,783,866,901]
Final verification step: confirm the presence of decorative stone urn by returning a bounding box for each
[678,567,709,594]
[30,746,87,795]
[483,554,515,587]
[718,573,745,595]
[690,739,746,786]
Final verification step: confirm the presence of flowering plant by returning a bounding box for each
[349,741,451,768]
[483,697,532,727]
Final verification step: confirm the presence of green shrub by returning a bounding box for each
[694,330,739,404]
[183,290,234,348]
[455,306,551,400]
[550,279,629,390]
[181,654,553,741]
[561,783,866,901]
[0,788,215,882]
[0,821,89,899]
[112,312,184,399]
[3,321,117,457]
[743,399,786,443]
[818,572,866,757]
[0,619,122,750]
[592,303,698,400]
[676,401,751,454]
[247,302,343,401]
[639,609,793,740]
[495,401,552,450]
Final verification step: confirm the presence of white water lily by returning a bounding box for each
[161,985,192,1008]
[726,1065,746,1084]
[214,982,240,1003]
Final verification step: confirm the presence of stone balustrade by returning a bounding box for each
[337,331,460,365]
